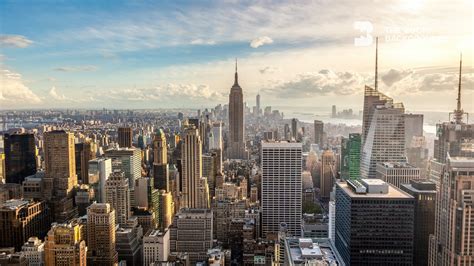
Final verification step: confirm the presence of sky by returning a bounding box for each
[0,0,473,113]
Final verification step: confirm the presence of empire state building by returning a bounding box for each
[227,60,247,159]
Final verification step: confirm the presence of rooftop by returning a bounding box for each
[286,238,344,266]
[338,180,413,199]
[0,199,31,210]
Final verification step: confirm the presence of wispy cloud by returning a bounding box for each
[250,36,273,48]
[190,39,216,45]
[0,35,33,48]
[54,65,98,72]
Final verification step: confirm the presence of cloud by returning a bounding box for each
[264,69,370,98]
[97,83,225,104]
[381,69,412,86]
[190,39,216,45]
[250,36,273,48]
[54,65,98,72]
[0,35,33,48]
[48,86,67,100]
[0,68,42,106]
[259,66,278,74]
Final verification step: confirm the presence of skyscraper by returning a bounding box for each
[291,118,297,141]
[429,155,474,265]
[227,60,246,159]
[256,93,261,116]
[75,140,96,184]
[320,150,335,200]
[169,208,213,264]
[360,88,406,178]
[44,221,87,266]
[209,122,223,151]
[0,199,50,251]
[433,55,474,163]
[88,158,112,202]
[261,141,302,237]
[143,229,170,266]
[335,179,415,265]
[376,162,421,188]
[117,127,133,148]
[43,130,76,199]
[313,120,324,147]
[153,129,169,191]
[4,133,36,184]
[340,133,361,180]
[400,180,436,266]
[87,203,118,266]
[43,130,78,222]
[105,171,130,226]
[181,127,208,209]
[105,147,141,188]
[404,113,424,148]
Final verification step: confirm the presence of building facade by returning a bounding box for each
[44,221,87,266]
[429,156,474,265]
[261,141,302,237]
[400,180,436,266]
[335,179,414,265]
[227,61,246,160]
[4,133,36,184]
[87,203,118,266]
[169,209,213,264]
[376,162,421,188]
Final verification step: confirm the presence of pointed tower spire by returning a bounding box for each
[454,53,464,124]
[375,37,379,91]
[234,58,239,85]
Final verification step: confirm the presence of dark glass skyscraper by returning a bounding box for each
[4,133,36,184]
[335,179,414,265]
[118,127,133,148]
[401,180,436,266]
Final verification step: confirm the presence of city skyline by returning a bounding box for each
[0,2,473,264]
[1,0,473,112]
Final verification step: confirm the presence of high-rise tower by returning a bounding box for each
[360,39,406,178]
[117,127,133,148]
[429,155,474,265]
[227,59,246,159]
[105,171,130,226]
[4,133,36,184]
[153,129,169,191]
[87,203,118,266]
[181,127,209,209]
[43,130,77,198]
[261,141,302,237]
[43,130,78,222]
[433,54,474,162]
[256,93,261,116]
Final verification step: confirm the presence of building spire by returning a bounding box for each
[375,36,378,91]
[234,58,239,85]
[454,53,464,123]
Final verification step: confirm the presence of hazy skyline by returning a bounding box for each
[1,0,472,112]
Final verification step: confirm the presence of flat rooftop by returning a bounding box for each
[338,181,413,199]
[0,199,31,210]
[286,238,344,265]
